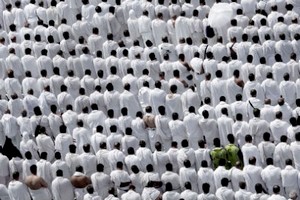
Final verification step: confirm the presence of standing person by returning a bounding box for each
[71,166,91,200]
[25,165,51,200]
[8,172,31,200]
[290,132,300,171]
[210,138,226,169]
[0,146,10,185]
[52,170,74,200]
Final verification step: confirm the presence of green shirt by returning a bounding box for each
[210,147,227,169]
[225,144,241,169]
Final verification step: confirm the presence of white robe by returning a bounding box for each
[73,127,91,154]
[274,142,293,169]
[243,165,265,193]
[8,180,31,200]
[36,134,55,161]
[290,141,300,171]
[168,120,187,148]
[51,177,74,200]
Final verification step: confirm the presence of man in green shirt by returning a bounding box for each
[210,138,227,169]
[225,134,243,169]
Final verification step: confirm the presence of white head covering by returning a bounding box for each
[129,10,137,20]
[22,131,30,143]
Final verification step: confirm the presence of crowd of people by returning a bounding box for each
[0,0,300,199]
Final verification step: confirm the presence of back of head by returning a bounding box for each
[245,134,253,143]
[202,183,210,194]
[30,164,37,175]
[273,185,281,194]
[213,138,221,147]
[239,182,246,190]
[221,178,229,187]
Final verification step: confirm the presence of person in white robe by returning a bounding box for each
[235,182,252,200]
[56,85,74,113]
[210,70,226,106]
[104,83,121,117]
[181,86,201,115]
[217,108,234,146]
[151,13,168,46]
[110,162,131,197]
[228,161,245,192]
[73,121,91,154]
[267,185,287,200]
[180,183,198,200]
[83,186,102,200]
[227,71,244,104]
[242,135,262,166]
[4,70,22,98]
[61,105,77,136]
[274,99,293,123]
[215,97,233,118]
[36,152,53,189]
[2,110,21,149]
[25,164,52,200]
[275,34,293,63]
[182,107,202,149]
[270,111,289,144]
[274,136,293,169]
[49,67,65,96]
[121,127,139,154]
[22,49,39,77]
[243,74,264,103]
[35,128,54,161]
[197,160,215,194]
[168,114,187,149]
[120,84,142,119]
[261,158,283,194]
[62,145,78,177]
[198,182,218,200]
[74,88,90,114]
[22,73,39,98]
[90,164,112,199]
[64,70,80,100]
[38,86,58,116]
[281,159,300,197]
[287,117,300,142]
[249,108,271,146]
[136,141,154,172]
[80,71,95,97]
[152,142,169,177]
[215,178,235,200]
[261,74,280,106]
[0,146,9,186]
[232,113,248,146]
[142,181,161,200]
[179,160,198,193]
[54,125,73,159]
[198,110,219,149]
[7,94,23,118]
[162,182,180,200]
[92,5,108,37]
[258,132,275,167]
[165,85,184,119]
[290,132,300,171]
[273,54,289,84]
[243,157,266,193]
[161,163,181,193]
[77,144,96,178]
[8,171,31,200]
[175,12,192,43]
[138,11,153,45]
[52,169,74,200]
[279,73,297,108]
